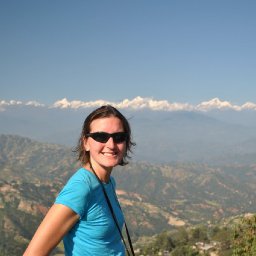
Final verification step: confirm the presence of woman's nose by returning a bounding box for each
[105,137,115,147]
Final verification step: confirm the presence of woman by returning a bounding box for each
[23,105,136,256]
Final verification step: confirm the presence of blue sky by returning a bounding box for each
[1,0,256,105]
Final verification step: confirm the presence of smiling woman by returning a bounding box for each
[23,105,136,256]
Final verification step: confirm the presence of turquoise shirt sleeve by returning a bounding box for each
[55,168,91,218]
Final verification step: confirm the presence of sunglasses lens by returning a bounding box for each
[90,133,109,143]
[113,132,127,143]
[87,132,127,143]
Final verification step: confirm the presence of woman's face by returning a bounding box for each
[84,116,126,171]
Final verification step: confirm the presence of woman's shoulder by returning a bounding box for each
[70,167,93,180]
[56,168,97,201]
[67,167,98,187]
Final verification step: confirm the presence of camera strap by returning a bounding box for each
[89,163,135,256]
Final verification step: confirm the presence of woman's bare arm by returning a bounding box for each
[23,204,79,256]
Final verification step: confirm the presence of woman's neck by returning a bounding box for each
[84,162,112,183]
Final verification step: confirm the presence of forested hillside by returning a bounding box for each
[0,134,256,255]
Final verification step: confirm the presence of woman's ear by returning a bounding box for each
[83,137,90,152]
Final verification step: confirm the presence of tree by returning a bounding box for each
[171,245,200,256]
[190,225,208,242]
[232,214,256,256]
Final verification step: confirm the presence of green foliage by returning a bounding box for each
[154,231,176,251]
[190,226,208,242]
[171,227,189,246]
[138,228,198,255]
[171,246,200,256]
[137,223,237,256]
[232,214,256,256]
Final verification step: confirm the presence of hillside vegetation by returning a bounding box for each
[0,134,256,255]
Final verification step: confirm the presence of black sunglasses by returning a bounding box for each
[86,132,128,143]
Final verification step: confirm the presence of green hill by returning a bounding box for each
[0,134,256,255]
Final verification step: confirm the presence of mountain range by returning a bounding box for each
[1,97,256,164]
[1,97,256,111]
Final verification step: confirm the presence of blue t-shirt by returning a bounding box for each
[55,168,125,256]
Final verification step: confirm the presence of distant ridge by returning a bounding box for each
[1,100,256,164]
[1,97,256,111]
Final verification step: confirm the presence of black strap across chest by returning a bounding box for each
[90,163,135,256]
